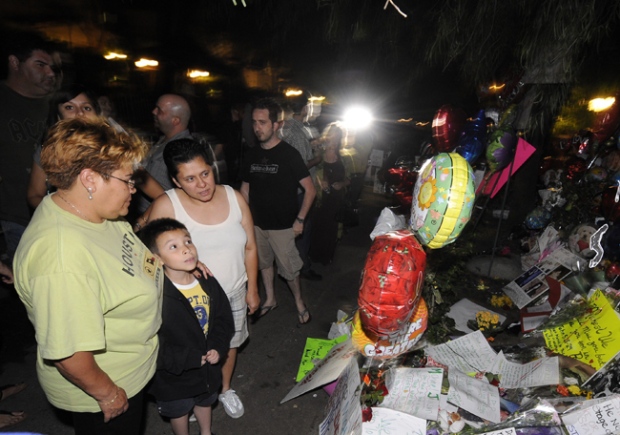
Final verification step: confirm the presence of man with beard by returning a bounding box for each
[241,98,315,325]
[0,32,60,260]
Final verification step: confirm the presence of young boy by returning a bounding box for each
[139,218,234,435]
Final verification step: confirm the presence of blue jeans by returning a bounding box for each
[1,220,26,261]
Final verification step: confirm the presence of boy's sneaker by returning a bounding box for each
[189,413,197,422]
[218,389,244,418]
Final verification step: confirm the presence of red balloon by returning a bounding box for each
[432,104,466,152]
[592,98,620,143]
[357,230,426,337]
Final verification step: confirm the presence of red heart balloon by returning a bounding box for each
[432,104,467,152]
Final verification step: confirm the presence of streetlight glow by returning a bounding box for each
[135,58,159,68]
[104,52,127,60]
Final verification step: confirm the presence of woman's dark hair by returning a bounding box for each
[47,84,100,127]
[163,138,214,180]
[139,218,188,255]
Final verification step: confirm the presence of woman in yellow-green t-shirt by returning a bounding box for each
[14,118,163,435]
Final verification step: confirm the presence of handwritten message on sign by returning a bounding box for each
[380,367,443,420]
[296,335,349,382]
[543,290,620,370]
[562,395,620,435]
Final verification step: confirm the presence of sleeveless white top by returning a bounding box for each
[166,185,247,296]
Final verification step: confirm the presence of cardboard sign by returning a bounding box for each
[543,290,620,370]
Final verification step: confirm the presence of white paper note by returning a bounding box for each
[380,367,443,420]
[490,352,560,388]
[425,330,497,373]
[480,429,518,435]
[362,407,426,435]
[562,395,620,435]
[447,370,501,423]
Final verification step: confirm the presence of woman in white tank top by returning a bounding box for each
[140,138,258,419]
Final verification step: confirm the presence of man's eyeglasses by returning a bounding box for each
[107,174,136,188]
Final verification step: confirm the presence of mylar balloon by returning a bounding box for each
[584,166,608,183]
[351,298,428,358]
[432,104,467,152]
[603,150,620,172]
[410,153,476,249]
[357,230,426,337]
[486,127,518,174]
[455,109,487,164]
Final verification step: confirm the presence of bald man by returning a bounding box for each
[137,94,193,213]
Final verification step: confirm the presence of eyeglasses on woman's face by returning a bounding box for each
[106,173,136,189]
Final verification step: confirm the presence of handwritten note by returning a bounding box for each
[379,367,443,420]
[425,330,497,373]
[447,370,501,423]
[296,335,349,382]
[319,357,363,435]
[562,395,620,435]
[362,407,426,435]
[281,339,358,403]
[543,290,620,370]
[490,351,560,388]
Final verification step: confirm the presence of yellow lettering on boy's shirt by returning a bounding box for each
[175,281,210,336]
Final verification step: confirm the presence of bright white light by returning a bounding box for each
[285,89,303,97]
[104,52,128,60]
[588,97,616,112]
[135,58,159,68]
[343,106,373,130]
[188,70,210,78]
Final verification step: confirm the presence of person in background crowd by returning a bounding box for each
[14,118,163,435]
[139,218,233,435]
[27,85,101,209]
[279,99,323,281]
[241,98,315,325]
[309,123,350,265]
[140,138,259,419]
[0,32,60,260]
[27,86,164,210]
[136,94,193,214]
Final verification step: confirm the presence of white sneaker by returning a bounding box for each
[189,413,197,422]
[218,389,244,418]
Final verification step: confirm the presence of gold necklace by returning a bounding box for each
[56,193,103,223]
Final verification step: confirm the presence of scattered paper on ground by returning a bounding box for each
[362,407,426,435]
[561,394,620,435]
[490,352,560,388]
[447,370,501,423]
[447,298,506,333]
[379,367,443,420]
[426,330,497,373]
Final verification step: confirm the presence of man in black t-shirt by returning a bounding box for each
[240,98,316,324]
[0,32,60,260]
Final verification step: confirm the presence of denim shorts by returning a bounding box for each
[157,391,218,418]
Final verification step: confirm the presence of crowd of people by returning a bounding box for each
[0,31,364,434]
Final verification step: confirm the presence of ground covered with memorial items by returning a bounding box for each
[284,98,620,435]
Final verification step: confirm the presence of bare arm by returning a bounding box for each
[54,351,128,422]
[236,190,259,315]
[292,176,316,235]
[27,161,48,209]
[138,172,165,201]
[134,193,174,232]
[240,181,250,205]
